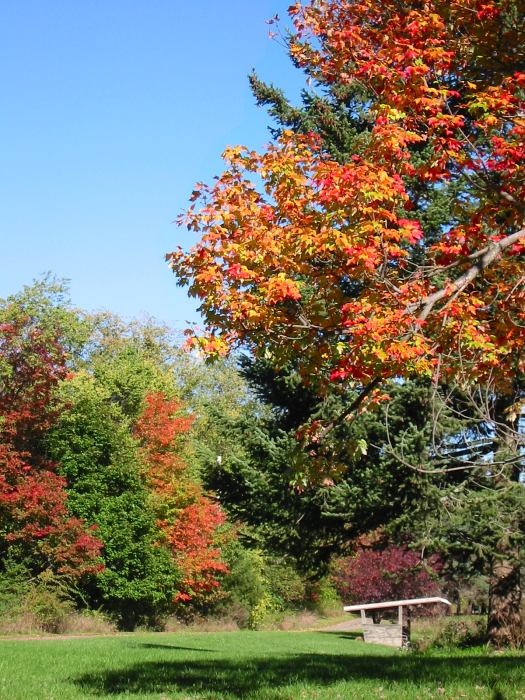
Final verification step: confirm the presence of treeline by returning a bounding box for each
[0,278,340,632]
[4,0,524,648]
[2,278,521,642]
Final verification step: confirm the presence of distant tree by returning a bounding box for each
[332,545,440,621]
[0,283,102,581]
[48,372,179,629]
[134,392,229,605]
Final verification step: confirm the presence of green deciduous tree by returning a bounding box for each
[47,372,179,629]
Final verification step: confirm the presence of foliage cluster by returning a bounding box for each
[0,280,336,633]
[332,546,440,610]
[0,280,233,630]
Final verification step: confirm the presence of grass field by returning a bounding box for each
[0,630,524,700]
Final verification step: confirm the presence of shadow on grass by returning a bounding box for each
[136,643,217,652]
[75,647,524,698]
[318,630,363,641]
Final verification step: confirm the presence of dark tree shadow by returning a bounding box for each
[318,630,364,641]
[136,643,217,652]
[75,648,524,698]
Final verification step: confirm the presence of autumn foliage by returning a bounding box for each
[0,315,102,577]
[134,392,229,602]
[166,3,524,643]
[332,546,440,607]
[134,392,193,493]
[168,0,524,404]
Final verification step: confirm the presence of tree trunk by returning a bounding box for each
[453,586,461,616]
[487,395,524,648]
[487,546,523,648]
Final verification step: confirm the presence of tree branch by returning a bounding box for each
[311,228,524,448]
[409,228,525,322]
[311,376,382,445]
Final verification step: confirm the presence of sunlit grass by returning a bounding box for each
[0,630,523,699]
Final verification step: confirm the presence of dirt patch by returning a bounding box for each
[321,617,362,632]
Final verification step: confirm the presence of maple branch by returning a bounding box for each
[499,190,525,215]
[312,228,524,448]
[309,376,382,446]
[381,383,524,475]
[409,228,525,322]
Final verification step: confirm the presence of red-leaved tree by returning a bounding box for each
[0,314,102,577]
[168,0,525,645]
[134,392,229,603]
[332,546,441,619]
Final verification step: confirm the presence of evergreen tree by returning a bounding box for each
[190,5,525,644]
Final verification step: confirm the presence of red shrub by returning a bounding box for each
[332,545,440,605]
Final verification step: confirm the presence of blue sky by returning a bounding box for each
[1,1,304,330]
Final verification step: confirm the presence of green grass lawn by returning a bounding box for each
[0,630,524,700]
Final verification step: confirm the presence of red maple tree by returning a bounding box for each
[0,315,103,577]
[134,392,229,603]
[168,0,524,644]
[169,0,524,397]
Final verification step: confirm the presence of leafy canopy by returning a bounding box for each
[169,0,524,408]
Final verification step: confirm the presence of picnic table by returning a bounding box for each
[343,596,451,647]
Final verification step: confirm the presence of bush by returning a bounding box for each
[218,546,265,625]
[0,563,116,636]
[244,558,309,629]
[25,590,72,634]
[307,577,341,616]
[248,592,282,630]
[24,582,74,634]
[216,545,310,629]
[14,570,75,634]
[429,617,487,649]
[265,558,306,609]
[0,561,30,619]
[332,546,440,612]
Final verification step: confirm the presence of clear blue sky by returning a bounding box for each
[1,1,304,330]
